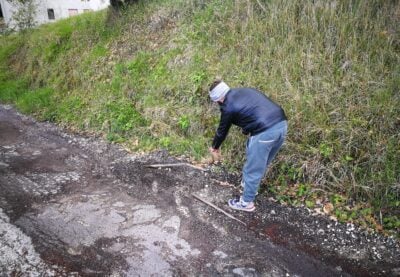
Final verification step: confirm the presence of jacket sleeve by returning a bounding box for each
[212,111,233,149]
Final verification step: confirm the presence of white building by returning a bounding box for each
[0,0,110,29]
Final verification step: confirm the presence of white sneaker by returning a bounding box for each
[228,197,255,212]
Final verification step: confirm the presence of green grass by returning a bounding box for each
[0,0,399,237]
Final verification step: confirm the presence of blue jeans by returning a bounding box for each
[242,120,288,202]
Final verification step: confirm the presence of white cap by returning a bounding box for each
[209,81,230,102]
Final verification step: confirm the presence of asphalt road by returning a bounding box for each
[0,104,399,276]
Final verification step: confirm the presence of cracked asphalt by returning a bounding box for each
[0,104,399,276]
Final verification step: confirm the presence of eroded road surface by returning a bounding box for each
[1,104,399,276]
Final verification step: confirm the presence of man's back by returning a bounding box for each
[221,88,287,136]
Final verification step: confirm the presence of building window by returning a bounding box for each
[68,9,79,16]
[47,9,55,20]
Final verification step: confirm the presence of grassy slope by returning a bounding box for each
[0,0,399,236]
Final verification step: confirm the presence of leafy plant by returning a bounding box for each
[319,143,333,159]
[178,115,190,133]
[330,194,345,206]
[297,183,311,197]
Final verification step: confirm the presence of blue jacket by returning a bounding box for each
[212,88,287,149]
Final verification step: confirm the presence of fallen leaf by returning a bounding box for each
[313,208,324,215]
[329,215,338,222]
[323,203,334,214]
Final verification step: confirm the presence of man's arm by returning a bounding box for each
[211,111,233,150]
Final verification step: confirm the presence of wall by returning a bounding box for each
[0,0,110,29]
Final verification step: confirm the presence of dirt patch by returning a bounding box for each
[0,104,399,276]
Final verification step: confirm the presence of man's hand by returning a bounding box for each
[209,147,222,163]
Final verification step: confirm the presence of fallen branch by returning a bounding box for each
[146,163,206,172]
[192,193,246,226]
[212,179,236,188]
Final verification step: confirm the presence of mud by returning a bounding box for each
[0,104,399,276]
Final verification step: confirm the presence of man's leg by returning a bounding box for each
[242,121,287,203]
[266,122,287,168]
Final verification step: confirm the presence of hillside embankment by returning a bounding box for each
[0,0,399,237]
